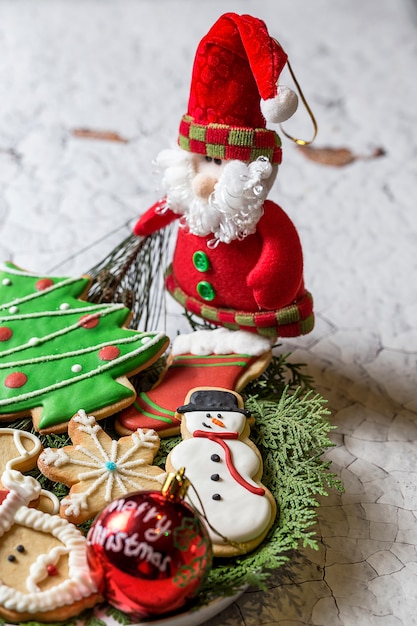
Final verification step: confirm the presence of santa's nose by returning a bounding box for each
[192,173,217,199]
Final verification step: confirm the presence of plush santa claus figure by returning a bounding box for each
[133,12,314,338]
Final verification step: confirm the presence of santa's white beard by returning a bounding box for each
[155,148,276,245]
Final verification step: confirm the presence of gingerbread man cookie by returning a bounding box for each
[38,410,167,524]
[0,261,169,434]
[0,467,101,623]
[166,387,277,557]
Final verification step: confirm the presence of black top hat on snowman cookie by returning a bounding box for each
[177,389,251,418]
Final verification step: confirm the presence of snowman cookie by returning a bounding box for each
[0,467,101,623]
[166,387,276,557]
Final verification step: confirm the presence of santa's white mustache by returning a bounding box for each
[211,156,273,215]
[154,149,276,244]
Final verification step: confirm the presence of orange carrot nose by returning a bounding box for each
[211,417,226,428]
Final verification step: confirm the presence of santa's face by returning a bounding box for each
[1,526,68,594]
[155,148,277,245]
[182,409,247,436]
[191,155,227,200]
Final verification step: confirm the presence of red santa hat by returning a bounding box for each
[178,13,298,164]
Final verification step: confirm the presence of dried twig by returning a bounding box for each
[298,144,385,167]
[70,128,129,144]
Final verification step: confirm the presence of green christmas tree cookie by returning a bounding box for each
[0,262,169,433]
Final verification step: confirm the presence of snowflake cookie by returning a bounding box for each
[0,262,169,434]
[38,410,167,524]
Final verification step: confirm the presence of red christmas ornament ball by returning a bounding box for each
[86,473,212,620]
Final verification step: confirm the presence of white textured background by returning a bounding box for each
[1,1,417,624]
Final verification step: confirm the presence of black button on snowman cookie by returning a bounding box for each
[166,387,277,557]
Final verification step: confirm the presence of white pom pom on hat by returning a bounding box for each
[261,86,299,124]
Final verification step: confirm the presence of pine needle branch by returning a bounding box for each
[87,227,174,331]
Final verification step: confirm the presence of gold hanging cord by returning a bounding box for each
[273,39,318,146]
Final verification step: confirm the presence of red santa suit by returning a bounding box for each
[134,197,313,337]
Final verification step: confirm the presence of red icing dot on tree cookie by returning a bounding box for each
[5,372,28,388]
[0,327,13,341]
[35,278,55,291]
[79,314,100,329]
[98,346,121,361]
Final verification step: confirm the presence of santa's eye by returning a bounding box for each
[205,156,212,163]
[214,158,222,165]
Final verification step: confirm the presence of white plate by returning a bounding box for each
[96,591,243,626]
[5,592,243,626]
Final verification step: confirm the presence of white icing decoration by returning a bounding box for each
[0,428,42,471]
[0,430,60,518]
[1,469,41,503]
[169,409,272,544]
[59,303,70,310]
[171,328,274,357]
[0,271,83,313]
[41,447,70,467]
[42,411,165,517]
[0,303,121,324]
[73,410,101,434]
[71,364,82,373]
[28,337,40,346]
[1,279,11,286]
[60,492,89,518]
[0,468,97,613]
[26,545,69,592]
[9,306,18,314]
[0,304,127,357]
[39,488,60,515]
[0,490,23,535]
[0,331,167,408]
[0,269,116,316]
